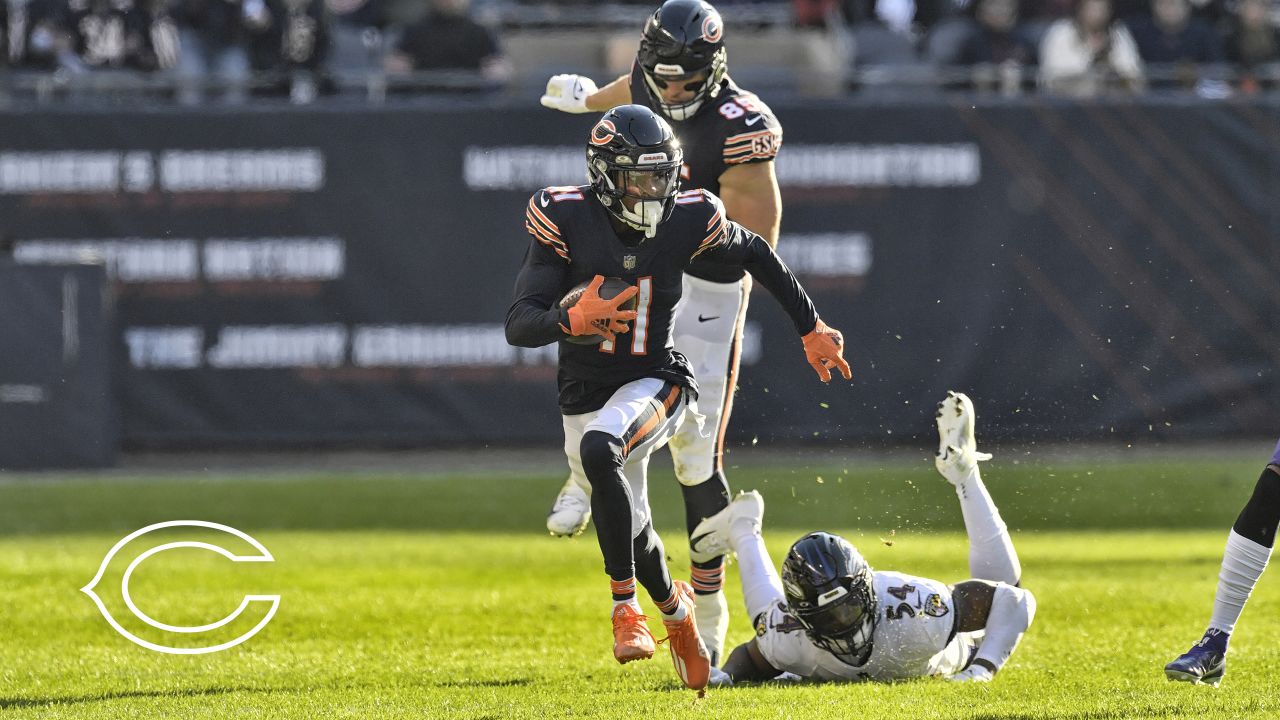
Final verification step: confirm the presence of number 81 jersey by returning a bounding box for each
[524,185,743,415]
[755,571,975,682]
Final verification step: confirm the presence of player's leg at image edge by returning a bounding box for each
[1165,441,1280,687]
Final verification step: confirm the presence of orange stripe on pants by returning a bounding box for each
[624,385,681,454]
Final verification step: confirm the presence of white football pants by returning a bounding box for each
[562,377,688,538]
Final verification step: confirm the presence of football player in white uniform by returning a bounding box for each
[693,392,1036,684]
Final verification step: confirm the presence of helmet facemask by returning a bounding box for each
[588,152,682,239]
[640,47,727,122]
[793,574,878,666]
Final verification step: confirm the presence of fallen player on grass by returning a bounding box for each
[695,392,1036,684]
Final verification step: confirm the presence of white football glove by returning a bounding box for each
[540,74,598,114]
[946,664,994,683]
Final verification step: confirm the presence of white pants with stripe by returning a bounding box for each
[562,377,688,538]
[667,274,750,487]
[564,274,748,499]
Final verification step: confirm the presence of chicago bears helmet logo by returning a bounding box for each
[701,14,722,43]
[590,119,618,146]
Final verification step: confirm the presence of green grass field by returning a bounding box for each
[1,450,1277,718]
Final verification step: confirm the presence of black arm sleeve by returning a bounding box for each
[505,240,571,348]
[703,222,818,335]
[723,639,783,682]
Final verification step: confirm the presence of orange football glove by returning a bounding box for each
[802,319,852,383]
[565,275,638,342]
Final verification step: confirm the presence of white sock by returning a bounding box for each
[730,520,785,620]
[956,465,1022,585]
[1208,530,1272,635]
[972,584,1036,673]
[613,597,642,613]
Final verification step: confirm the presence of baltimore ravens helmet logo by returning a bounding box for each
[923,593,950,618]
[702,14,722,43]
[590,119,618,146]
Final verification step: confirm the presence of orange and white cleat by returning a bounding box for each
[660,580,712,692]
[612,603,656,664]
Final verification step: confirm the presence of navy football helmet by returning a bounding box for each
[637,0,728,121]
[586,104,684,238]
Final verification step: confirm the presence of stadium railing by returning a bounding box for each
[1,63,1277,106]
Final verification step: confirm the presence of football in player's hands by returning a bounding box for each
[559,277,637,345]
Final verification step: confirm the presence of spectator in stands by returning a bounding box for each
[247,0,330,103]
[1024,0,1078,26]
[957,0,1038,63]
[953,0,1038,90]
[326,0,385,74]
[62,0,178,72]
[384,0,509,86]
[842,0,923,68]
[3,0,69,70]
[916,0,976,32]
[1126,0,1224,88]
[1224,0,1279,90]
[844,0,921,34]
[795,0,842,27]
[173,0,270,103]
[1039,0,1144,94]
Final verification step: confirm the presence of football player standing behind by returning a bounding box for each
[539,0,784,666]
[506,105,850,691]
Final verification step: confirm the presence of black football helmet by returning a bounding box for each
[586,104,684,238]
[637,0,728,121]
[780,532,878,666]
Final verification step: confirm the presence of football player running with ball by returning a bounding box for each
[505,105,850,692]
[540,0,785,667]
[692,392,1036,685]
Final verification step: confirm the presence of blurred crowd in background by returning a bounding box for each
[0,0,1276,103]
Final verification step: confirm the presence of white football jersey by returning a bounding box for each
[754,571,975,682]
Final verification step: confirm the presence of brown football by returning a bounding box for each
[559,277,638,345]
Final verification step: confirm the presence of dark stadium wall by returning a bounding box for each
[0,264,116,468]
[0,100,1275,449]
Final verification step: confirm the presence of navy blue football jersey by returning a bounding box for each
[506,185,816,415]
[629,65,783,283]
